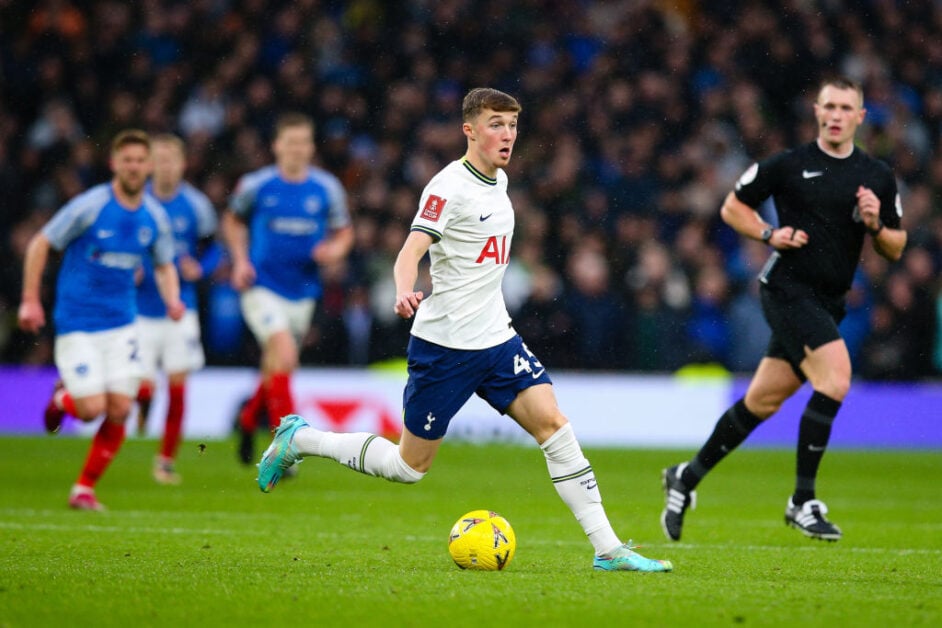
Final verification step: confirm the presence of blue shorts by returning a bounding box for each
[402,334,553,440]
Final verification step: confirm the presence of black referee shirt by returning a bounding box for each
[735,141,901,297]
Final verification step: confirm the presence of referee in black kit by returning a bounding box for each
[660,76,907,542]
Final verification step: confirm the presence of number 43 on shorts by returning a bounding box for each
[513,342,546,379]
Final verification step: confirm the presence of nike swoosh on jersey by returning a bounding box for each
[97,229,115,238]
[802,170,824,179]
[479,213,493,221]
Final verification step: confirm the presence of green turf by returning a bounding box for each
[0,436,939,627]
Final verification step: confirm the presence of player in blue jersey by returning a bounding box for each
[135,134,219,485]
[221,112,353,461]
[255,88,673,572]
[18,129,184,511]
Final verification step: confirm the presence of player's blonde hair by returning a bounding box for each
[111,129,150,154]
[151,133,185,154]
[274,112,315,137]
[462,88,521,121]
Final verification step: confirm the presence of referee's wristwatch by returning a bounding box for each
[868,218,885,236]
[760,226,774,243]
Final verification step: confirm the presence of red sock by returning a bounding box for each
[55,389,78,416]
[137,381,154,404]
[239,380,267,431]
[265,372,295,431]
[77,420,126,488]
[160,383,185,459]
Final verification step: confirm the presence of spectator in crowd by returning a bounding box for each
[0,1,939,382]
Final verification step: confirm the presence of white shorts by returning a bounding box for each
[240,286,316,344]
[137,310,206,379]
[54,323,143,398]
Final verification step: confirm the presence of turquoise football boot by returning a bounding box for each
[257,414,307,492]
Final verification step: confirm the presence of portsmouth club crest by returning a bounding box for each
[137,226,153,246]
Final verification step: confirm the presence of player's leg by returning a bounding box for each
[238,287,288,460]
[47,331,108,433]
[135,316,162,434]
[261,329,298,430]
[153,311,205,484]
[257,414,434,493]
[69,325,142,510]
[153,371,187,485]
[783,338,849,541]
[506,383,671,572]
[256,337,472,492]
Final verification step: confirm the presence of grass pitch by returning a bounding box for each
[0,436,939,627]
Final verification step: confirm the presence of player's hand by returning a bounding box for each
[771,226,808,250]
[312,241,345,265]
[17,300,45,334]
[166,300,186,321]
[230,258,256,291]
[394,291,424,319]
[178,255,203,281]
[856,185,882,230]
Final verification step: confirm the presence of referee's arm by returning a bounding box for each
[856,186,906,262]
[719,192,807,250]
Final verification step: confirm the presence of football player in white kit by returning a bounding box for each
[256,88,672,572]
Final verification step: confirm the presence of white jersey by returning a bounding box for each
[410,158,516,350]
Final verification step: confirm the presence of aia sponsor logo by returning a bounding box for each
[475,235,509,264]
[421,194,447,221]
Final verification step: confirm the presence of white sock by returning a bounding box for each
[541,423,622,556]
[293,427,424,484]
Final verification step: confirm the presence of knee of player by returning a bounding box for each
[105,398,132,422]
[819,377,851,402]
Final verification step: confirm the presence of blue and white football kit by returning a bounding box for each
[229,165,351,341]
[402,158,551,440]
[136,181,217,376]
[43,183,176,397]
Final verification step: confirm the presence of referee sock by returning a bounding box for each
[793,391,841,505]
[541,423,622,556]
[293,428,425,484]
[682,398,763,489]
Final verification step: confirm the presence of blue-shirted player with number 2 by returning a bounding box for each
[257,88,672,572]
[18,130,183,511]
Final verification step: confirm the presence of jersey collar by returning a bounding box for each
[461,157,498,186]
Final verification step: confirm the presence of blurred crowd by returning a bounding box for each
[1,0,940,379]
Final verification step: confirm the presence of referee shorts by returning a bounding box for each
[760,283,846,381]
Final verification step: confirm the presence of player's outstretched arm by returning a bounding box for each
[393,230,433,319]
[18,233,51,333]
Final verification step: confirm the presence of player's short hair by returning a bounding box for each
[274,112,315,137]
[462,88,521,121]
[150,133,185,154]
[818,76,864,105]
[111,129,151,154]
